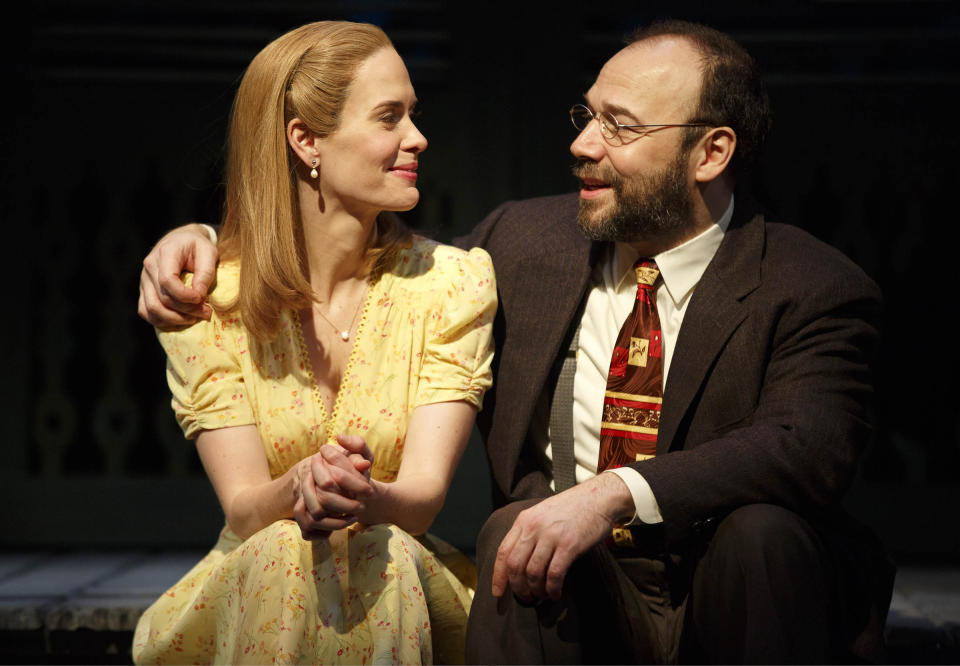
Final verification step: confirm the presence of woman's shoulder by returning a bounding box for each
[389,236,494,287]
[157,260,244,347]
[205,259,242,310]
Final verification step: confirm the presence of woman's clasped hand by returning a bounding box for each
[292,435,375,539]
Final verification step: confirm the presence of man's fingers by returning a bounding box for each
[492,507,573,601]
[543,547,574,601]
[141,249,208,327]
[139,223,219,326]
[492,526,523,598]
[189,242,218,299]
[523,539,557,598]
[504,536,537,601]
[156,285,208,317]
[156,266,202,306]
[154,238,215,308]
[139,275,198,328]
[501,510,547,600]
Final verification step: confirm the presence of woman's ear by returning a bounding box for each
[287,117,319,175]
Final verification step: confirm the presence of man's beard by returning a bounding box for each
[574,150,693,243]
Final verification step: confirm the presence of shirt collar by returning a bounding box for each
[612,194,734,305]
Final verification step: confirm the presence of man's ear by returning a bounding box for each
[286,117,319,169]
[692,127,736,183]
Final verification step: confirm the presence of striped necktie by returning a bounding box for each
[598,258,663,472]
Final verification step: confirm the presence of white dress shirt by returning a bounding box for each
[541,196,734,523]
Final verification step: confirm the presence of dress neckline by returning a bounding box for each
[292,279,377,428]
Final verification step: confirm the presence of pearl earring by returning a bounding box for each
[309,158,319,179]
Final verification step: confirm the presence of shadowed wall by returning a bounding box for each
[1,0,957,558]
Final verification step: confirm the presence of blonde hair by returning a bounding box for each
[217,21,413,341]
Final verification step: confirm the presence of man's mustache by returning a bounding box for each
[571,160,620,186]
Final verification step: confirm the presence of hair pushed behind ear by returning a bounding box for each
[217,21,409,342]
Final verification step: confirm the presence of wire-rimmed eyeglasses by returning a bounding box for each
[570,103,712,145]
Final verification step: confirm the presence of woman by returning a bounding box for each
[132,21,495,665]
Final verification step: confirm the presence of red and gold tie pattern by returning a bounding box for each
[598,259,663,473]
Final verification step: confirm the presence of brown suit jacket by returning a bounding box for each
[458,192,883,549]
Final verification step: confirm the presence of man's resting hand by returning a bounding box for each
[138,223,219,328]
[492,472,635,601]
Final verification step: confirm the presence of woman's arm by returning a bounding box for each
[196,425,373,540]
[355,400,477,535]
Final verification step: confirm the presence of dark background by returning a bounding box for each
[1,0,957,561]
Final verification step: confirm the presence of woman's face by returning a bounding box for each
[316,47,427,219]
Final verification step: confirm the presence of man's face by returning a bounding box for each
[573,145,692,243]
[571,37,703,244]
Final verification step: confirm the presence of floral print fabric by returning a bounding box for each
[133,239,496,664]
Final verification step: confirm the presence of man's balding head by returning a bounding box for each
[629,20,772,176]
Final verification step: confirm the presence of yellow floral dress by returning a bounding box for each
[133,238,496,665]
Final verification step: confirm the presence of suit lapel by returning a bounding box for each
[658,203,765,453]
[492,209,598,490]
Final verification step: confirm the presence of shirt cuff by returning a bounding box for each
[604,468,663,524]
[200,223,218,244]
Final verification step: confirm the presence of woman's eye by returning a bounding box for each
[380,113,401,124]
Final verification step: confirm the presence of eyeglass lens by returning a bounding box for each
[570,105,618,140]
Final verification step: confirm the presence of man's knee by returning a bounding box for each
[469,499,569,665]
[476,504,518,557]
[476,499,542,570]
[693,504,831,626]
[707,503,825,568]
[688,504,834,662]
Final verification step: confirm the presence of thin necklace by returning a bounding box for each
[313,285,367,342]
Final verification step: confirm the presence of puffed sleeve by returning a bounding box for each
[415,247,497,410]
[155,268,255,439]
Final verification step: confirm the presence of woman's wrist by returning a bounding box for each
[359,477,443,536]
[227,472,298,539]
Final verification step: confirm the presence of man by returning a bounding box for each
[140,20,891,664]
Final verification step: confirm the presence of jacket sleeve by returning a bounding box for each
[455,201,557,506]
[635,255,882,548]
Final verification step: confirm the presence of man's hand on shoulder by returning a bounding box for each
[138,223,219,329]
[492,472,635,602]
